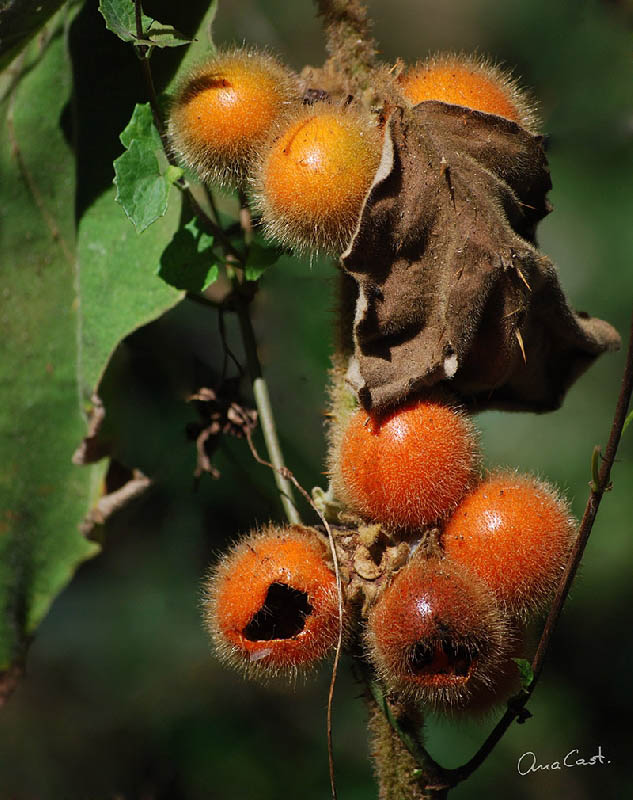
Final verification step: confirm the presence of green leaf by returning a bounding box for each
[0,0,219,703]
[0,13,100,683]
[98,0,191,48]
[114,103,171,232]
[77,1,219,401]
[119,102,162,150]
[165,164,184,185]
[76,188,182,403]
[244,242,283,282]
[114,139,169,232]
[512,658,535,690]
[0,0,67,71]
[158,219,219,292]
[98,0,154,43]
[134,27,193,50]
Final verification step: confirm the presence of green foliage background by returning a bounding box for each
[0,0,631,798]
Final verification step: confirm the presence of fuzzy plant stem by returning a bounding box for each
[366,679,448,799]
[358,658,447,798]
[314,0,378,88]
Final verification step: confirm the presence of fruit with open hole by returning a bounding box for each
[203,525,340,678]
[366,557,510,706]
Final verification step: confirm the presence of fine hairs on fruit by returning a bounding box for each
[203,524,341,680]
[398,52,539,133]
[332,395,481,531]
[441,472,577,619]
[460,624,529,717]
[168,48,300,187]
[365,557,511,708]
[253,103,382,254]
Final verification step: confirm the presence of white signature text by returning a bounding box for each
[517,746,610,776]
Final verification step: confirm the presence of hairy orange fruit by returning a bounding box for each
[203,525,340,679]
[336,398,480,530]
[168,49,299,186]
[442,473,576,618]
[459,626,527,716]
[398,54,537,131]
[366,558,510,707]
[254,106,381,253]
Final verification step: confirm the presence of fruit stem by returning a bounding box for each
[443,308,633,787]
[238,190,254,247]
[235,296,300,524]
[129,5,297,522]
[361,662,449,798]
[233,189,299,523]
[531,308,633,679]
[133,1,165,143]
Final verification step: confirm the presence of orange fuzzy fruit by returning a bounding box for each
[203,525,340,678]
[254,106,381,253]
[168,49,299,186]
[366,558,510,707]
[460,626,528,716]
[442,473,576,618]
[398,54,537,131]
[336,398,480,530]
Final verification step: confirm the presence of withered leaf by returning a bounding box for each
[72,394,110,465]
[80,461,152,541]
[341,102,620,412]
[73,396,152,539]
[188,384,258,479]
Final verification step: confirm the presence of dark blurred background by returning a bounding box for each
[1,0,632,798]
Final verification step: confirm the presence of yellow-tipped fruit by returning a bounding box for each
[253,105,382,254]
[168,48,300,187]
[398,53,538,132]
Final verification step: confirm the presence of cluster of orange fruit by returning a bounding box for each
[331,396,575,707]
[204,396,575,709]
[172,47,575,709]
[169,49,535,255]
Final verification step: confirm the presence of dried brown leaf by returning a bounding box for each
[80,463,152,540]
[188,384,257,479]
[341,102,620,412]
[72,394,110,465]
